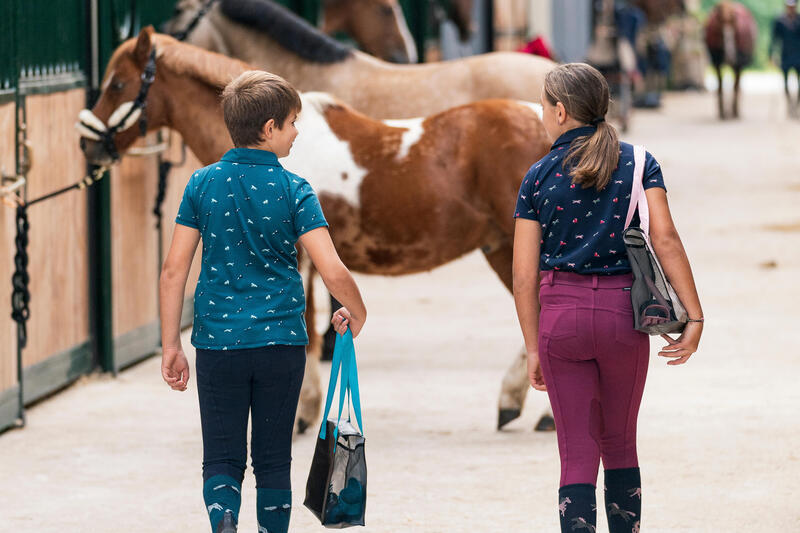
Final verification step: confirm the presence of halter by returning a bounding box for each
[170,0,218,42]
[76,47,157,162]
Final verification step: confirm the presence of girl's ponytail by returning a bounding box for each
[544,63,620,191]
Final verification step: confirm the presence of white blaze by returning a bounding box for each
[393,3,418,64]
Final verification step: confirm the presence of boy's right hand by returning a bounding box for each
[161,348,190,391]
[332,307,364,338]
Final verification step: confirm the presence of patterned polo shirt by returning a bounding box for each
[514,126,666,275]
[176,148,328,350]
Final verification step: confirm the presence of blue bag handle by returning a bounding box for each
[346,339,363,434]
[318,329,364,440]
[319,329,349,439]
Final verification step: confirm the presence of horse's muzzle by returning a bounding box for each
[79,137,115,167]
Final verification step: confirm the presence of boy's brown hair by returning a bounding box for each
[221,70,302,147]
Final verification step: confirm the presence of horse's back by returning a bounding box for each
[705,2,757,55]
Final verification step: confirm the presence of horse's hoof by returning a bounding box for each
[534,414,556,432]
[498,408,521,430]
[297,418,310,434]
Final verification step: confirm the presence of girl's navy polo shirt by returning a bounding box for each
[514,126,665,275]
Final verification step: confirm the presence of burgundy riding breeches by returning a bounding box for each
[538,270,650,487]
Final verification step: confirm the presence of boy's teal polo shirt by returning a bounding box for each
[176,148,328,350]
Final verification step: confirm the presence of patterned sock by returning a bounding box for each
[256,488,292,533]
[203,475,242,532]
[604,467,641,533]
[558,484,597,533]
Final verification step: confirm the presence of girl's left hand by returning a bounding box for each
[331,307,352,335]
[659,321,703,365]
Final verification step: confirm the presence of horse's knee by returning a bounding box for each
[296,355,323,433]
[498,349,529,409]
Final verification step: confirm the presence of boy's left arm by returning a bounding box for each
[159,224,200,391]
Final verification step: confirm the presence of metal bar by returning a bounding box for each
[86,0,115,374]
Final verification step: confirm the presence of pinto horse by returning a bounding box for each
[162,0,555,119]
[78,29,552,433]
[165,0,554,426]
[705,1,757,120]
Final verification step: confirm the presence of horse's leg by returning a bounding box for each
[320,295,342,361]
[716,64,726,120]
[296,258,322,434]
[482,240,555,431]
[732,65,741,119]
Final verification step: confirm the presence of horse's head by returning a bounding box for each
[78,27,168,165]
[322,0,417,63]
[440,0,474,42]
[718,1,736,25]
[161,0,206,36]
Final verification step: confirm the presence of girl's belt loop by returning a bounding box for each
[592,275,599,290]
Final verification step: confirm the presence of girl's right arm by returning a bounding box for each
[512,218,546,391]
[646,187,704,365]
[299,227,367,337]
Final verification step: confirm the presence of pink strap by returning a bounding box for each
[624,145,649,234]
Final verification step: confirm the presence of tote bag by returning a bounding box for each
[304,329,367,528]
[623,145,688,335]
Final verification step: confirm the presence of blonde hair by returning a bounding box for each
[221,70,301,147]
[543,63,619,191]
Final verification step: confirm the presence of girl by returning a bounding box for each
[513,63,703,532]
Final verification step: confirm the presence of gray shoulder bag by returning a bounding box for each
[623,146,688,335]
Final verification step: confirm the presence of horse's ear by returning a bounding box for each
[133,26,155,67]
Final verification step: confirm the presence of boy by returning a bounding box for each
[159,70,366,533]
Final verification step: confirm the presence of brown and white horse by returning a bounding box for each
[704,1,757,119]
[78,29,551,433]
[161,0,555,119]
[319,0,418,63]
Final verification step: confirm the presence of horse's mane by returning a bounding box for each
[219,0,353,64]
[109,33,251,90]
[301,92,345,114]
[154,34,250,89]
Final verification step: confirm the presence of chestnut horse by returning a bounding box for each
[161,0,555,119]
[630,0,684,25]
[319,0,418,63]
[78,29,551,433]
[705,1,757,119]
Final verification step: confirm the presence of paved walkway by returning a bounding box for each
[1,80,799,532]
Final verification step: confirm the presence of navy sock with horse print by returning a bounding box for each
[604,467,641,533]
[203,475,242,532]
[256,488,292,533]
[559,483,597,532]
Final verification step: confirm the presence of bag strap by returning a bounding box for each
[346,338,364,434]
[624,145,650,234]
[318,329,364,439]
[336,331,364,435]
[319,328,350,439]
